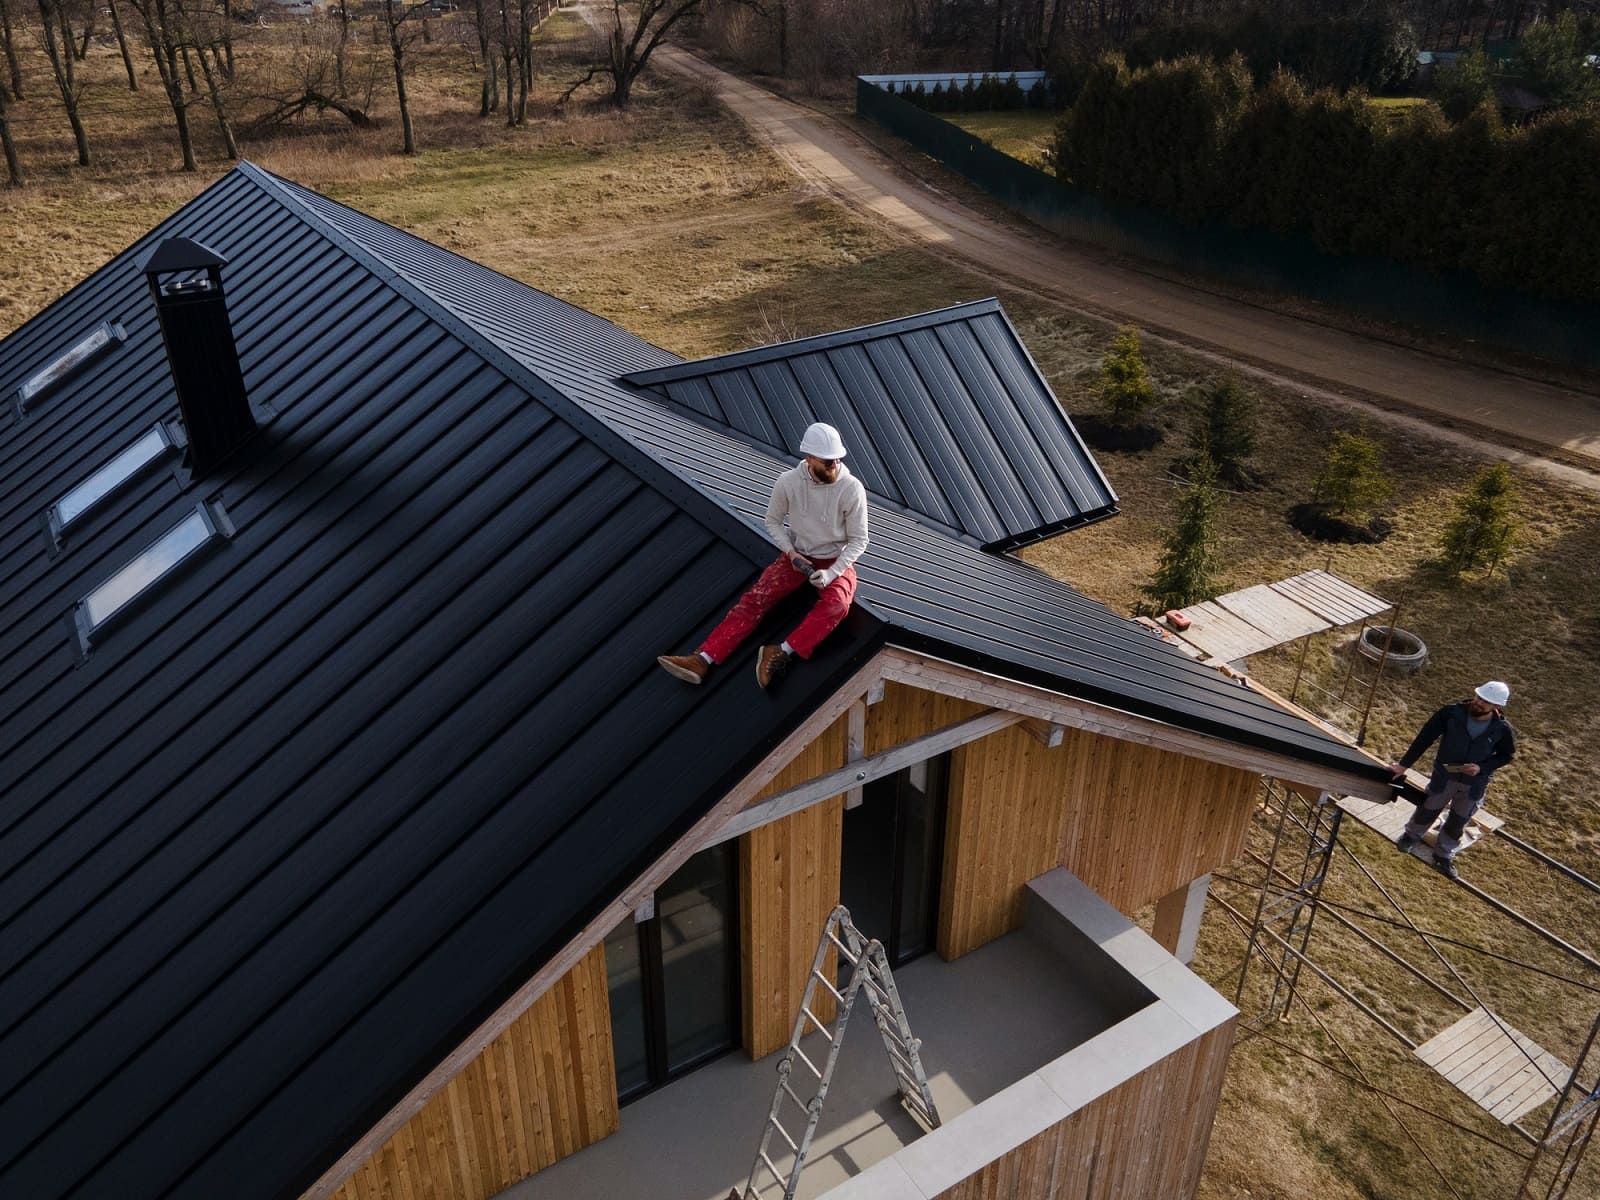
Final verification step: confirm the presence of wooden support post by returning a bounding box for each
[866,680,886,705]
[845,698,866,809]
[1153,874,1211,965]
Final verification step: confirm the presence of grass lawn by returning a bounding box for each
[4,15,1599,1200]
[941,108,1061,168]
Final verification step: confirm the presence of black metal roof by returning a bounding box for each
[620,300,1119,551]
[0,164,1387,1200]
[0,167,883,1200]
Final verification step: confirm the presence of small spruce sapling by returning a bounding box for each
[1312,429,1391,522]
[1439,463,1518,576]
[1144,452,1223,612]
[1098,324,1156,429]
[1187,377,1257,487]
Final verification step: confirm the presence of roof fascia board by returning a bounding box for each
[297,646,894,1200]
[619,297,1006,388]
[233,161,779,569]
[980,502,1121,553]
[877,646,1395,801]
[985,300,1119,507]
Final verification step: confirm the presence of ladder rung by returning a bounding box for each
[884,1043,917,1077]
[861,978,891,1007]
[782,1079,810,1114]
[792,1044,823,1079]
[800,1005,833,1041]
[759,1150,786,1187]
[767,1115,798,1152]
[826,929,859,963]
[811,971,845,1003]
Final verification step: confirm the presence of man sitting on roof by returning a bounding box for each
[658,423,869,690]
[1388,681,1516,880]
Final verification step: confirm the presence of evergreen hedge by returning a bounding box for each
[1054,53,1600,302]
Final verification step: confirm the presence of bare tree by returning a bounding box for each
[176,0,236,158]
[562,0,709,108]
[0,70,22,183]
[381,0,431,153]
[241,23,375,133]
[129,0,197,169]
[1,0,25,99]
[472,0,496,114]
[108,0,139,88]
[37,0,91,164]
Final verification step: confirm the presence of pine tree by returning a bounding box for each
[1312,429,1391,521]
[1098,324,1156,428]
[1439,464,1518,576]
[1188,377,1256,486]
[1144,454,1223,612]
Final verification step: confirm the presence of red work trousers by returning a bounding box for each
[700,554,857,663]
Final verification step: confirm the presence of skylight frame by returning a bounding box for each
[48,424,176,544]
[73,500,230,652]
[13,321,127,417]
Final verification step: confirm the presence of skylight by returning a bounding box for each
[51,425,174,534]
[14,322,125,413]
[75,503,225,645]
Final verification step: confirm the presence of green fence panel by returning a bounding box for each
[857,79,1600,370]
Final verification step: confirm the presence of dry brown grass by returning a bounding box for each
[5,12,1599,1199]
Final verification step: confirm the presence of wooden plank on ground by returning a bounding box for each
[1415,1007,1569,1125]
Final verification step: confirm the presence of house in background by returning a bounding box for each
[0,163,1395,1200]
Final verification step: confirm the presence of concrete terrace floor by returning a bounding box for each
[501,927,1125,1200]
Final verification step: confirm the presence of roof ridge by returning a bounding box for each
[620,297,1004,387]
[232,162,779,569]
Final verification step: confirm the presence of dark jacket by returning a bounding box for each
[1399,701,1516,803]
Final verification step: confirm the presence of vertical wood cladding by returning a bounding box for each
[739,715,849,1060]
[930,1019,1236,1200]
[332,945,618,1200]
[937,717,1259,959]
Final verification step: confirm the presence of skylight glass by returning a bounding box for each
[78,505,218,636]
[16,322,124,411]
[52,426,172,531]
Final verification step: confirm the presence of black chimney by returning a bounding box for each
[143,238,257,477]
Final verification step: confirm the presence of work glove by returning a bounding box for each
[809,567,838,589]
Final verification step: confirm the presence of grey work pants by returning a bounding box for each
[1404,779,1480,860]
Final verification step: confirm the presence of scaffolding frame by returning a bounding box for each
[1224,780,1600,1200]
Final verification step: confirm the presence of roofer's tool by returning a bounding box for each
[740,905,940,1200]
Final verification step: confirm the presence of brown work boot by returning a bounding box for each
[755,644,790,689]
[657,653,710,685]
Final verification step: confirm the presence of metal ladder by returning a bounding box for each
[740,905,940,1200]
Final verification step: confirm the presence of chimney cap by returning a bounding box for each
[142,238,229,277]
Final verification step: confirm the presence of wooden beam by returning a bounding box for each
[711,708,1025,845]
[878,648,1393,802]
[866,680,886,705]
[298,651,888,1200]
[845,699,866,810]
[1022,718,1065,748]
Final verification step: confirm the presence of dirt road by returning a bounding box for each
[641,40,1600,489]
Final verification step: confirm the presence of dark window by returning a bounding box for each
[604,842,739,1103]
[840,754,950,966]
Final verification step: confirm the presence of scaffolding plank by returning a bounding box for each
[1416,1008,1568,1125]
[1215,585,1330,644]
[1172,601,1278,662]
[1337,796,1501,857]
[1268,570,1390,626]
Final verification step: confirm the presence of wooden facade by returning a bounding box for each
[739,715,849,1059]
[940,724,1259,958]
[927,1020,1236,1200]
[331,945,618,1200]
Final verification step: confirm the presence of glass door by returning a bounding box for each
[840,754,950,966]
[604,842,739,1103]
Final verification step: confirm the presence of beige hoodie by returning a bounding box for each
[764,461,869,577]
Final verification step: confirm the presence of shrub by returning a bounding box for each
[1312,429,1391,521]
[928,81,946,111]
[1144,453,1223,612]
[1187,377,1257,486]
[1439,464,1519,576]
[1002,75,1026,110]
[1098,325,1156,427]
[1435,48,1494,122]
[909,81,927,109]
[1027,78,1047,109]
[1517,12,1600,109]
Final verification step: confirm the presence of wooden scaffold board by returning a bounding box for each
[1415,1007,1570,1125]
[1338,786,1503,861]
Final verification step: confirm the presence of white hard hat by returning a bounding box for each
[798,422,847,459]
[1475,680,1510,706]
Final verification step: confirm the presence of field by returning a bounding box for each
[941,107,1060,167]
[4,12,1599,1199]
